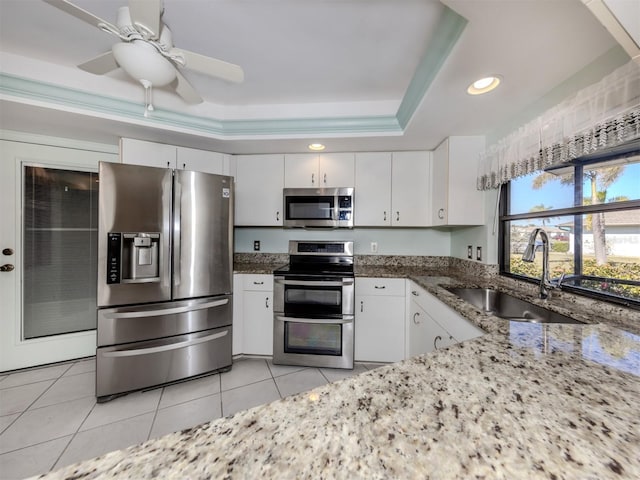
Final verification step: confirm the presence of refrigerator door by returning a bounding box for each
[173,170,233,299]
[97,163,172,307]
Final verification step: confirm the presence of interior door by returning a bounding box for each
[0,140,117,372]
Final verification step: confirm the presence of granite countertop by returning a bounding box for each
[38,269,640,479]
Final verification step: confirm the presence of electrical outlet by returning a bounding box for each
[370,242,378,253]
[253,240,261,251]
[476,246,482,261]
[467,245,472,259]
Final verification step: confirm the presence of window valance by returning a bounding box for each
[477,60,640,190]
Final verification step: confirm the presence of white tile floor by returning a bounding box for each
[0,357,379,479]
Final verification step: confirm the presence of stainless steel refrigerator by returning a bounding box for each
[96,162,233,402]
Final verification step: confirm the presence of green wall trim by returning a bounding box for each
[0,72,401,137]
[395,6,468,129]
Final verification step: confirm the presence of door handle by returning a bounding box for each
[396,211,400,222]
[434,335,442,349]
[2,248,14,256]
[104,298,229,319]
[311,173,315,185]
[413,312,420,324]
[383,211,387,222]
[374,285,386,289]
[265,296,270,309]
[360,300,364,312]
[323,173,327,184]
[276,211,280,222]
[0,264,14,272]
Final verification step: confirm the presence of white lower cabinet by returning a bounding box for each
[355,278,406,362]
[407,281,484,356]
[234,274,273,356]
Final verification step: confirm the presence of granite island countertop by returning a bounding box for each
[37,269,640,479]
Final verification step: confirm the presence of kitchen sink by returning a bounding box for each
[444,287,584,324]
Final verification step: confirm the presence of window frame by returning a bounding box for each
[499,154,640,310]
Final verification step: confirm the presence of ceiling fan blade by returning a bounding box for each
[128,0,162,40]
[78,51,119,75]
[42,0,118,33]
[170,48,244,83]
[172,71,203,105]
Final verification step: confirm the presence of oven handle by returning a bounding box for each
[274,278,354,287]
[274,315,354,325]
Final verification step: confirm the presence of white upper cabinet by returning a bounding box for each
[235,154,284,226]
[432,136,485,226]
[120,138,176,169]
[391,151,432,227]
[354,152,392,226]
[355,151,432,227]
[284,153,355,188]
[176,146,225,174]
[319,153,355,187]
[120,138,228,175]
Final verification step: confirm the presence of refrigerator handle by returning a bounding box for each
[103,298,229,319]
[173,178,182,289]
[102,329,229,357]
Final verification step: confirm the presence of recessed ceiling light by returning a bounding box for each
[308,143,326,151]
[467,76,501,95]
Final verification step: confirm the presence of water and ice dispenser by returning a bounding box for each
[106,232,161,284]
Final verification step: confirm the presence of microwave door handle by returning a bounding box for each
[274,315,354,325]
[274,278,354,287]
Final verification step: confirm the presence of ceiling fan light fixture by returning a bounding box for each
[467,75,501,95]
[112,41,176,87]
[308,143,326,151]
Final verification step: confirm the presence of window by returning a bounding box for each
[500,150,640,308]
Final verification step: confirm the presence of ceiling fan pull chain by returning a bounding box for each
[141,80,154,117]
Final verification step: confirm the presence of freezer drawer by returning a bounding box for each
[96,325,232,400]
[97,295,232,347]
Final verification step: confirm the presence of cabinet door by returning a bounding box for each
[391,151,431,226]
[446,136,485,225]
[431,139,449,226]
[355,295,405,362]
[235,154,284,226]
[408,300,455,357]
[242,290,273,356]
[284,153,319,187]
[177,146,224,174]
[120,138,176,168]
[354,152,392,226]
[319,153,355,187]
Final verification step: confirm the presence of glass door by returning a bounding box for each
[23,166,98,338]
[0,140,117,371]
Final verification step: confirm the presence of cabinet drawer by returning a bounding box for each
[356,277,405,296]
[242,274,273,291]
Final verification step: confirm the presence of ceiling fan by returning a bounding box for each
[42,0,244,114]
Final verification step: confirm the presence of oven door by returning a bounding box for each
[273,315,354,369]
[273,276,354,317]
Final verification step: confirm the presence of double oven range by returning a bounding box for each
[273,241,354,369]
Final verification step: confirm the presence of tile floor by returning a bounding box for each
[0,357,379,479]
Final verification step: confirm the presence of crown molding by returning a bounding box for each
[0,6,464,141]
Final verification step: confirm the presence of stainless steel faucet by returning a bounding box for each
[522,228,564,299]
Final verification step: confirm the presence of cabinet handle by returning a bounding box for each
[276,211,280,221]
[253,281,264,285]
[323,173,327,184]
[311,173,315,185]
[360,300,364,313]
[374,285,386,289]
[167,161,171,168]
[411,290,418,296]
[383,211,387,221]
[434,335,442,349]
[265,296,270,309]
[183,163,186,169]
[438,208,445,220]
[396,211,400,222]
[413,312,420,324]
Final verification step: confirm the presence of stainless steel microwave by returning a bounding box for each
[283,187,354,228]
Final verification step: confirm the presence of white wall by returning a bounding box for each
[235,227,451,256]
[449,188,499,264]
